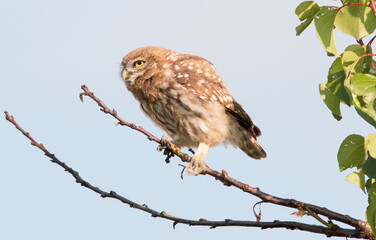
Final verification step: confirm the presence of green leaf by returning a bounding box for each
[345,168,366,191]
[319,82,342,120]
[364,45,373,73]
[338,134,366,171]
[366,201,376,238]
[327,57,352,106]
[314,6,338,56]
[342,44,371,76]
[370,59,376,75]
[366,133,376,158]
[363,156,376,178]
[295,1,320,20]
[351,73,376,127]
[366,178,376,237]
[355,106,376,128]
[295,1,320,35]
[335,5,376,39]
[366,178,376,195]
[366,199,376,237]
[343,0,370,4]
[352,73,376,97]
[296,19,314,36]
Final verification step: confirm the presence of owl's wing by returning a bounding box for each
[225,101,262,137]
[172,54,261,138]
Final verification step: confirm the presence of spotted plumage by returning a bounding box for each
[121,46,266,174]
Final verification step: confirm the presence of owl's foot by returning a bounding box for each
[185,159,207,175]
[160,135,170,146]
[185,142,210,175]
[157,135,175,163]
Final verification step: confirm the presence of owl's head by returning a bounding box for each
[121,46,174,87]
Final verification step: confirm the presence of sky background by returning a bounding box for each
[1,0,374,239]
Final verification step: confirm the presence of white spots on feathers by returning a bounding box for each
[210,95,218,101]
[163,63,171,69]
[164,70,173,77]
[169,88,178,97]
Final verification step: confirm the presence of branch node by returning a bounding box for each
[159,211,167,217]
[102,108,111,114]
[220,169,231,186]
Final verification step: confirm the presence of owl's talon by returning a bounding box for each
[163,148,175,163]
[185,159,207,175]
[156,145,164,152]
[160,135,170,147]
[159,135,180,163]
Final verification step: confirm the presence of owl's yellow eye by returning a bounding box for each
[134,60,145,67]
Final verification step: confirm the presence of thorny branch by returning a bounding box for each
[3,85,374,239]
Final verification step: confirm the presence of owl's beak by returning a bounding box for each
[121,69,129,81]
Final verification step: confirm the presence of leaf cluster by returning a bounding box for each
[296,0,376,237]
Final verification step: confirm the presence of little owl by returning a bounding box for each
[121,46,266,175]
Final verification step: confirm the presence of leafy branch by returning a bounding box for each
[4,85,374,239]
[296,0,376,237]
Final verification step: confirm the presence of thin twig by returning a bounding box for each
[368,35,376,46]
[79,85,191,163]
[370,0,376,17]
[3,111,370,238]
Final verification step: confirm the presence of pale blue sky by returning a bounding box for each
[1,1,373,239]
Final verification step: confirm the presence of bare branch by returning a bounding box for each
[3,111,371,238]
[4,85,374,239]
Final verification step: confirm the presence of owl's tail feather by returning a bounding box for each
[239,137,267,159]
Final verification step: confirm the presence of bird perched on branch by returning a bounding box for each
[121,46,266,175]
